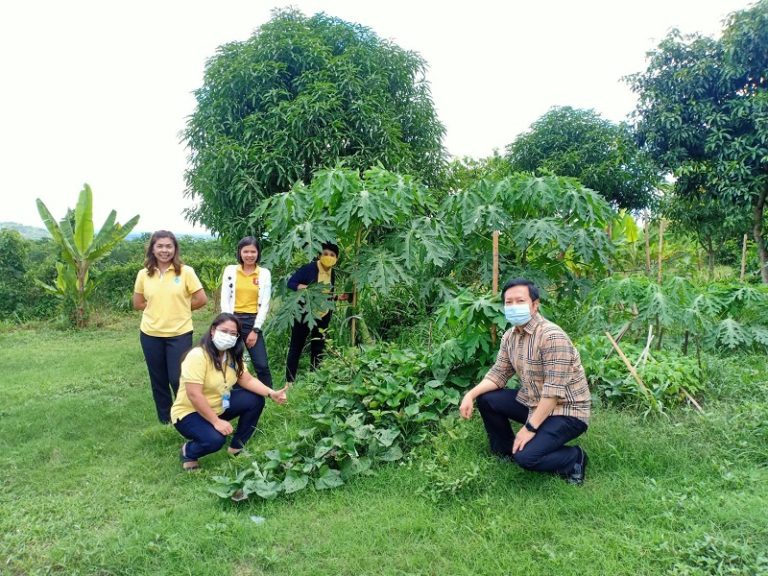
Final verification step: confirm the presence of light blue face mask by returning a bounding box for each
[504,303,532,326]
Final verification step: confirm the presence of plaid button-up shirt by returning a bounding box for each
[484,313,591,423]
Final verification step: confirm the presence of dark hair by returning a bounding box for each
[197,313,246,378]
[236,236,261,265]
[501,278,540,301]
[144,230,183,277]
[321,242,339,256]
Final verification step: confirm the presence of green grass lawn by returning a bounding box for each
[1,313,766,575]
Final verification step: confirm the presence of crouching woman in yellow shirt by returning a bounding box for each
[171,313,288,471]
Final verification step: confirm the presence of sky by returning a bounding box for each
[0,0,755,235]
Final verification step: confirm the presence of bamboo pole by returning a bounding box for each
[491,230,499,346]
[740,233,748,282]
[605,331,659,412]
[350,228,363,346]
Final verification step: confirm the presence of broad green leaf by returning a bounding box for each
[73,184,95,254]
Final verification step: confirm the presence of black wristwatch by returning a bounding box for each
[252,327,262,334]
[524,421,538,433]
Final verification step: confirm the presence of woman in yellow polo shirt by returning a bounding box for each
[220,236,272,388]
[133,230,208,424]
[172,313,288,471]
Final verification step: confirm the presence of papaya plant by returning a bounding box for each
[250,165,453,341]
[36,184,139,327]
[438,173,616,303]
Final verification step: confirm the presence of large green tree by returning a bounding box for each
[184,8,446,239]
[627,0,768,283]
[505,106,660,211]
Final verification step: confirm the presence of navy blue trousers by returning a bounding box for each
[476,388,587,475]
[234,313,273,388]
[139,331,193,423]
[174,385,265,460]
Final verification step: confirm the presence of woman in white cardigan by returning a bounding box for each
[220,236,273,387]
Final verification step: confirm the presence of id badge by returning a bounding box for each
[222,391,231,411]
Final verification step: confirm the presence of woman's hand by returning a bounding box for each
[269,386,288,405]
[245,330,258,348]
[213,418,234,436]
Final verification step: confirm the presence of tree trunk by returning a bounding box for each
[740,233,748,283]
[753,186,768,284]
[707,237,715,281]
[644,221,651,276]
[657,219,664,285]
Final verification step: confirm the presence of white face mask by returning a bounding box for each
[504,303,532,326]
[212,330,238,351]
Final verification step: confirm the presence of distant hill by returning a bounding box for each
[0,222,50,240]
[0,223,213,241]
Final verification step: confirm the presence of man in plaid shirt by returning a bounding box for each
[459,278,591,485]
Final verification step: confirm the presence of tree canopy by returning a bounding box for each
[505,106,660,211]
[627,0,768,283]
[183,8,446,240]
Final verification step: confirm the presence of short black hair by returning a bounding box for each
[321,242,339,256]
[501,278,539,301]
[236,236,261,264]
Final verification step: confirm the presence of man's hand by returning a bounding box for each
[245,331,258,348]
[512,427,535,454]
[459,394,474,419]
[214,418,234,436]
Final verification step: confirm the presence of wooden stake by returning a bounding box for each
[350,285,357,345]
[681,387,704,414]
[491,230,499,345]
[740,233,748,282]
[604,331,659,412]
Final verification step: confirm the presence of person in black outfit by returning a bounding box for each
[285,243,348,383]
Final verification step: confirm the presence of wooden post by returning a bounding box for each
[491,231,499,345]
[350,285,357,345]
[740,233,748,282]
[350,228,363,346]
[657,219,665,285]
[644,220,651,276]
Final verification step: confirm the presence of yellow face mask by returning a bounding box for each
[319,255,337,268]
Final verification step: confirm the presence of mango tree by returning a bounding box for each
[627,0,768,282]
[36,184,139,326]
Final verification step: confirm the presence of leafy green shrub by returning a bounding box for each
[432,288,507,387]
[90,263,138,311]
[211,340,467,501]
[578,335,704,412]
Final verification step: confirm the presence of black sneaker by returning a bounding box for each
[564,448,588,485]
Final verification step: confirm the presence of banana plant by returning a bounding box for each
[36,184,139,326]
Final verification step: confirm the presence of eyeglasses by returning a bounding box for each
[218,329,239,337]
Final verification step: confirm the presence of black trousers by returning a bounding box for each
[476,388,587,475]
[234,313,273,388]
[285,314,331,383]
[139,331,193,423]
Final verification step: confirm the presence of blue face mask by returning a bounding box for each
[504,303,532,326]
